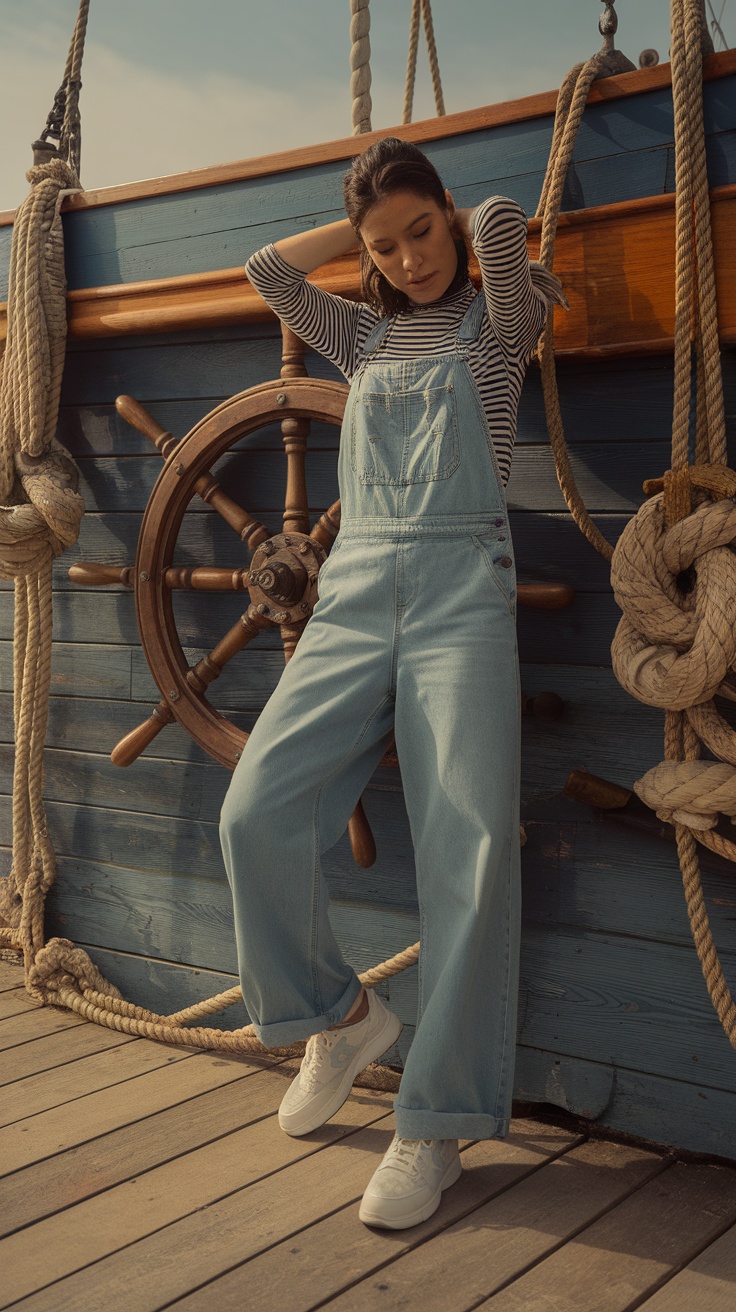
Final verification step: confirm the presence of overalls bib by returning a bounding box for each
[220,290,522,1141]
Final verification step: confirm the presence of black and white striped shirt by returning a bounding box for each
[245,197,547,487]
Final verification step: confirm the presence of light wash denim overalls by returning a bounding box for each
[220,289,522,1141]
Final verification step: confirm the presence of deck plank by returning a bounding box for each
[255,1138,664,1312]
[0,1022,134,1085]
[1,1082,395,1307]
[470,1160,736,1310]
[0,987,42,1019]
[169,1121,594,1312]
[635,1222,736,1311]
[0,962,23,991]
[1,1011,733,1312]
[0,1053,293,1238]
[0,1047,268,1176]
[0,1006,85,1051]
[0,1035,198,1126]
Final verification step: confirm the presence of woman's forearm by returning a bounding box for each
[452,206,477,244]
[274,218,359,273]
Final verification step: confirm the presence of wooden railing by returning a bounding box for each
[2,184,735,361]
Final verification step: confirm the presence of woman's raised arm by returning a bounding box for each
[273,218,358,272]
[459,197,547,362]
[245,218,376,380]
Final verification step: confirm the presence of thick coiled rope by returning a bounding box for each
[609,0,736,1047]
[23,935,418,1091]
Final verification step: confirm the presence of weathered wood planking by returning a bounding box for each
[1,65,735,295]
[0,437,696,524]
[5,797,734,972]
[0,1007,86,1051]
[0,1102,398,1306]
[168,1138,653,1312]
[0,1023,135,1085]
[513,1045,736,1159]
[466,1163,736,1312]
[1,982,734,1312]
[0,988,43,1020]
[55,903,736,1097]
[50,323,736,414]
[0,1050,266,1179]
[0,1036,197,1128]
[0,1046,296,1238]
[636,1225,736,1311]
[260,1154,736,1312]
[7,824,734,1108]
[0,590,701,666]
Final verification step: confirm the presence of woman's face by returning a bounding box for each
[359,188,458,305]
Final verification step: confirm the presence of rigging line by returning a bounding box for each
[706,0,729,47]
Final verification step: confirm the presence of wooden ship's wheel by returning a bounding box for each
[69,325,574,869]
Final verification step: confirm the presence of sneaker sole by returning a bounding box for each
[358,1153,463,1229]
[279,1006,403,1137]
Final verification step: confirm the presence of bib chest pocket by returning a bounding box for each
[351,383,461,486]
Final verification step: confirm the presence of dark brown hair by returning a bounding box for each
[342,136,469,317]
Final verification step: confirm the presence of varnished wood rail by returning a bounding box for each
[2,184,736,360]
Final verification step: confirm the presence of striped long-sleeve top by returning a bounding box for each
[244,197,548,487]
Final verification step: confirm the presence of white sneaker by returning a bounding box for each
[359,1134,462,1229]
[278,990,402,1137]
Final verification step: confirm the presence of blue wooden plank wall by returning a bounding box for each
[1,76,736,1159]
[1,72,736,298]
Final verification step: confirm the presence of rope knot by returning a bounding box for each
[28,938,124,1005]
[24,158,78,191]
[611,483,736,711]
[633,760,736,831]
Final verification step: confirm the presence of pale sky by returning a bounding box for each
[0,1,729,212]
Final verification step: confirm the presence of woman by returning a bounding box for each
[219,137,566,1231]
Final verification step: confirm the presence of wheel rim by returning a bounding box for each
[134,377,348,768]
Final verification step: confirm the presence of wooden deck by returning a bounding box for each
[1,962,735,1311]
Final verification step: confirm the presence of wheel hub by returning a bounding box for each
[248,532,327,624]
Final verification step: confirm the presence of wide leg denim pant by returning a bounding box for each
[219,292,523,1140]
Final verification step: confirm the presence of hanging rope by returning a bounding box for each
[0,0,89,973]
[609,0,736,1049]
[403,0,446,124]
[534,52,617,563]
[350,0,373,135]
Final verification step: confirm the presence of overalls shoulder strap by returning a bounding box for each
[362,315,393,355]
[360,288,486,360]
[455,289,486,347]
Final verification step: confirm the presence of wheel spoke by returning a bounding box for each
[310,500,341,551]
[281,416,310,536]
[116,392,271,549]
[280,325,311,536]
[190,470,272,550]
[348,798,377,868]
[164,567,250,591]
[185,605,273,695]
[280,618,308,663]
[69,563,136,588]
[111,699,176,766]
